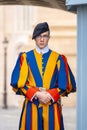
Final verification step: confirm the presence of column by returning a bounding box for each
[77,5,87,130]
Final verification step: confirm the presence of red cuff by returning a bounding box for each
[47,88,60,102]
[26,87,39,100]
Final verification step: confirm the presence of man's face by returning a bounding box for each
[34,31,50,49]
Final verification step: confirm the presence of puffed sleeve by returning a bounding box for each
[10,52,39,101]
[57,55,76,96]
[10,52,29,95]
[47,54,76,103]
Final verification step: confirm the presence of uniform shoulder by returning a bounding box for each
[52,51,67,62]
[26,49,34,54]
[24,49,34,57]
[50,50,67,58]
[18,50,34,59]
[50,50,60,55]
[57,54,68,65]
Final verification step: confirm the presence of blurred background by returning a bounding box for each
[0,5,76,130]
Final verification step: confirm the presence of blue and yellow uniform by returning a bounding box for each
[11,49,76,130]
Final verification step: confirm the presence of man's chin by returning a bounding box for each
[39,45,45,49]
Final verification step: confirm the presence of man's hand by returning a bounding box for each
[35,91,51,104]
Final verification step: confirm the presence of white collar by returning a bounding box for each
[35,45,49,54]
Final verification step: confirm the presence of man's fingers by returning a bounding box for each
[39,96,51,104]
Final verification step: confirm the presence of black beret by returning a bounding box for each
[32,22,50,39]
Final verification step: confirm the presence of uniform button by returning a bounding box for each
[42,68,44,73]
[42,72,44,76]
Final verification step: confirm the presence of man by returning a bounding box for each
[11,22,76,130]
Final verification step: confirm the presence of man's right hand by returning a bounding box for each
[35,91,51,104]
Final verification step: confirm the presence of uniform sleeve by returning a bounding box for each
[10,52,39,101]
[48,55,76,102]
[57,55,76,96]
[47,88,60,102]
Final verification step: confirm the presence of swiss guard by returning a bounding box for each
[11,22,76,130]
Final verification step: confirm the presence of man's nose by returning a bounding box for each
[40,36,44,41]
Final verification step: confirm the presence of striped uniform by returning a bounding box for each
[11,49,76,130]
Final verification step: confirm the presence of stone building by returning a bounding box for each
[0,5,76,108]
